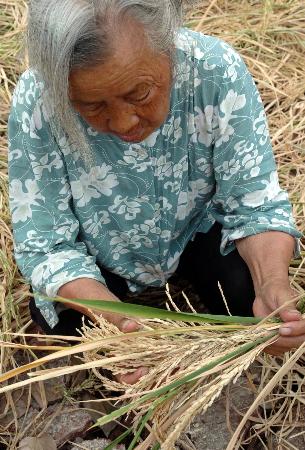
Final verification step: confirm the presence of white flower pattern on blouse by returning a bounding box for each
[8,28,300,327]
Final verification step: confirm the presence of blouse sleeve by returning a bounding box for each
[206,45,302,255]
[8,71,106,327]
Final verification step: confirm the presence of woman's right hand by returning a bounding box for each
[58,278,148,384]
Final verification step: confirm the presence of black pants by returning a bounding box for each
[29,223,255,336]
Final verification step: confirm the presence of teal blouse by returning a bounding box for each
[8,28,300,328]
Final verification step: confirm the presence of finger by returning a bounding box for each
[99,312,141,333]
[279,319,305,337]
[272,287,301,322]
[279,307,301,323]
[264,347,283,357]
[265,335,305,355]
[118,318,141,333]
[116,367,149,385]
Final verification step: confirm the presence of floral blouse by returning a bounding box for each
[8,28,300,328]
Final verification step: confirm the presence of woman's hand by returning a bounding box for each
[253,276,305,355]
[90,308,149,385]
[236,231,304,356]
[58,278,148,384]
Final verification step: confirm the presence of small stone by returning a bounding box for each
[70,438,125,450]
[80,392,117,437]
[0,390,36,428]
[31,356,71,408]
[271,433,305,448]
[18,435,57,450]
[181,375,254,450]
[45,407,93,446]
[31,380,64,408]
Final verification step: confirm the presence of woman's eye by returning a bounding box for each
[88,104,102,111]
[84,103,105,115]
[129,89,151,103]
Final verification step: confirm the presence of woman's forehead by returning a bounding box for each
[69,54,157,103]
[69,31,168,102]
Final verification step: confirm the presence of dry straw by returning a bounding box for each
[1,0,305,449]
[0,294,304,449]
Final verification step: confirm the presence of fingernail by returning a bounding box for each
[280,327,292,336]
[121,319,139,332]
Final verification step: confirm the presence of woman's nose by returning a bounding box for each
[107,107,140,135]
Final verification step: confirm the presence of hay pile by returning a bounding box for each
[1,1,305,449]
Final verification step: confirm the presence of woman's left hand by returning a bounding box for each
[253,276,305,355]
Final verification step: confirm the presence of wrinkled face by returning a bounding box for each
[69,22,172,143]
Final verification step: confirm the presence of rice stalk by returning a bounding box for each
[227,343,305,449]
[0,306,284,448]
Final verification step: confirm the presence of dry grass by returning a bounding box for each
[0,301,304,449]
[0,2,57,448]
[1,0,305,449]
[239,352,305,449]
[0,313,279,449]
[0,0,30,335]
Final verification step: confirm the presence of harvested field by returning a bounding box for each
[1,1,305,449]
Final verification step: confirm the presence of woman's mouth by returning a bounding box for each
[115,126,145,143]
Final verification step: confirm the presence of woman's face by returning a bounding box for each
[69,24,172,143]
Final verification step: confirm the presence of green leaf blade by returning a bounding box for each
[45,295,263,325]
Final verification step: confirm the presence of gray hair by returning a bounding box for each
[27,0,192,161]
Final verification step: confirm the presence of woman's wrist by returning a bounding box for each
[57,278,140,332]
[58,278,119,300]
[250,266,290,296]
[235,231,294,295]
[57,278,120,319]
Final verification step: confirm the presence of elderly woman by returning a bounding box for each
[8,0,304,382]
